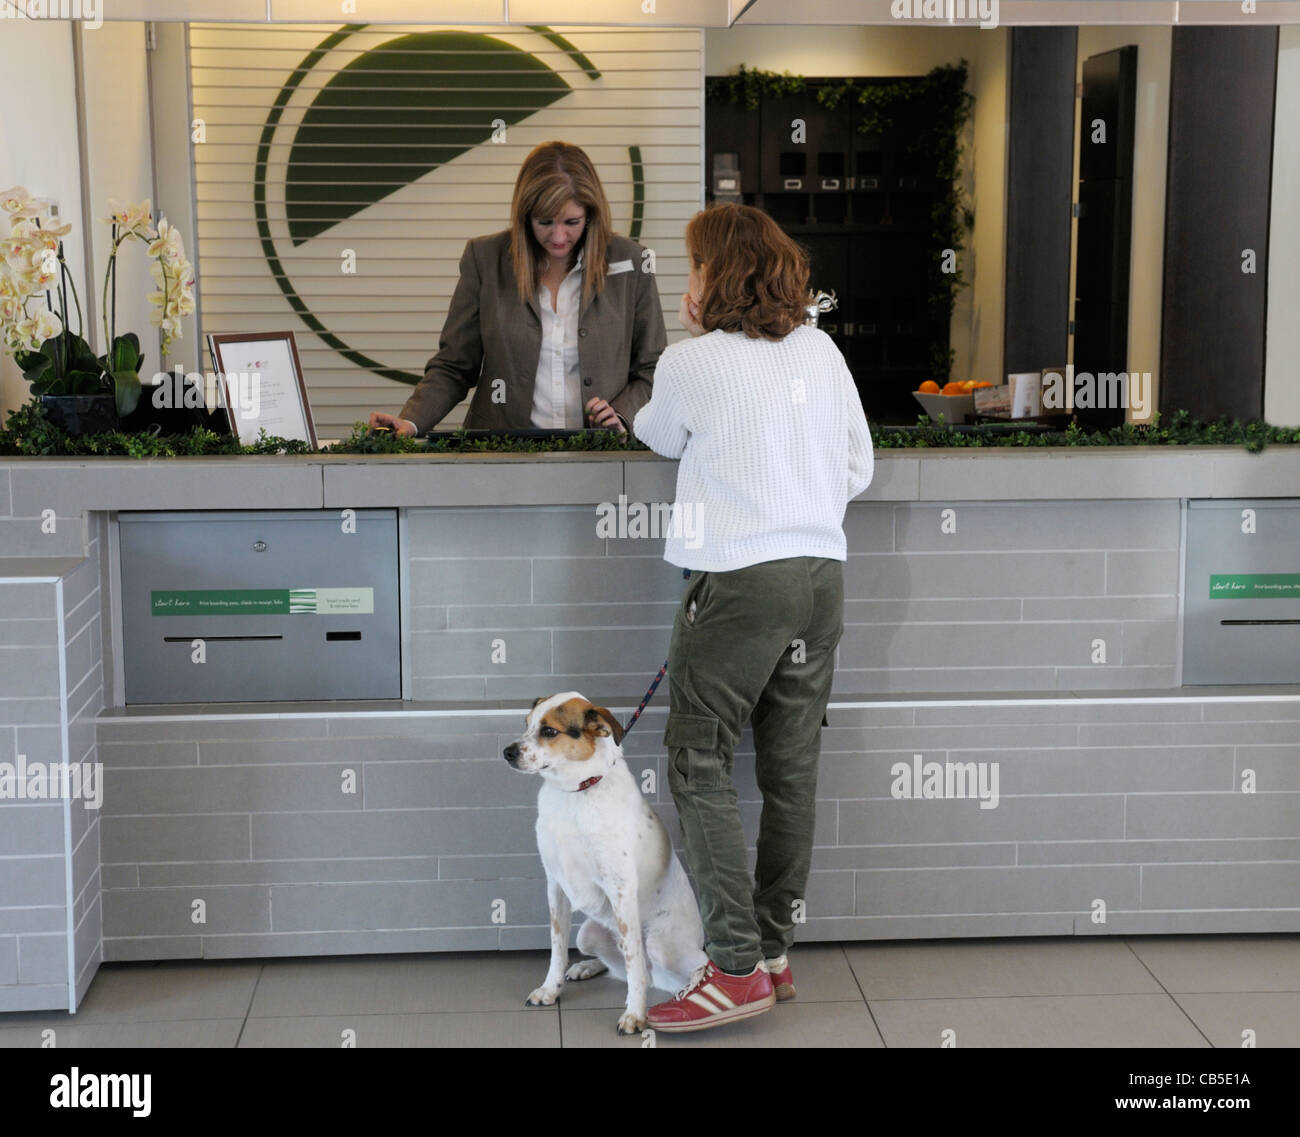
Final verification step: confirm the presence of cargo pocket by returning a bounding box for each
[664,711,722,792]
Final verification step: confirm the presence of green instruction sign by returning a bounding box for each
[151,588,374,615]
[1209,574,1300,599]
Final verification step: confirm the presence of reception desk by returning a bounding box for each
[1,446,1298,1013]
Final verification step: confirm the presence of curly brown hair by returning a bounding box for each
[509,141,613,309]
[684,203,810,341]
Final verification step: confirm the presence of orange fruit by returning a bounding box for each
[940,381,965,395]
[918,380,940,394]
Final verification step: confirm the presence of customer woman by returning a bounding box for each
[368,141,666,436]
[632,202,874,1033]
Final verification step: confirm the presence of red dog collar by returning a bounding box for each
[575,776,603,792]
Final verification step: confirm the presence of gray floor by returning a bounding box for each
[2,935,1297,1047]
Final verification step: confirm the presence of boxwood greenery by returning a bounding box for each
[1,398,1296,457]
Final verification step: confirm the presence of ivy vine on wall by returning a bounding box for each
[706,61,976,379]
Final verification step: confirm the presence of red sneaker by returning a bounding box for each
[647,960,775,1033]
[765,955,795,1001]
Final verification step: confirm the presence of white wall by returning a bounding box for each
[80,21,158,375]
[0,20,88,427]
[149,22,202,375]
[706,23,987,76]
[1265,25,1300,428]
[0,19,161,425]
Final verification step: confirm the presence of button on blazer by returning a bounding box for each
[399,230,667,433]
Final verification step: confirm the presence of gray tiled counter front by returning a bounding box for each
[0,447,1297,1013]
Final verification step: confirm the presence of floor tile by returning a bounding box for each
[0,1019,244,1047]
[248,950,557,1016]
[1,937,1290,1047]
[237,1011,560,1048]
[1172,992,1300,1047]
[844,936,1165,999]
[1124,934,1300,992]
[869,993,1210,1048]
[3,961,262,1024]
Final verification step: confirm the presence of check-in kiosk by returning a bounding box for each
[118,509,401,703]
[1182,499,1300,685]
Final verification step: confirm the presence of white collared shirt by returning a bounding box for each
[530,247,584,428]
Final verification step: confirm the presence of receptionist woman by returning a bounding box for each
[368,141,667,436]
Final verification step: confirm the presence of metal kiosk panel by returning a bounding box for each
[1182,499,1300,685]
[119,509,400,704]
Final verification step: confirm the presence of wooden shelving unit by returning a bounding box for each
[706,76,955,425]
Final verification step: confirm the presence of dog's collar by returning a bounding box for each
[573,776,603,792]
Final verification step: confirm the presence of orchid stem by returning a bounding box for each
[58,241,84,339]
[101,226,116,353]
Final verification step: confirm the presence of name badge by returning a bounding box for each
[607,259,634,275]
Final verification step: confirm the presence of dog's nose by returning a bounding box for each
[503,742,520,764]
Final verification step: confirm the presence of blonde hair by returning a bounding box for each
[685,203,809,340]
[509,142,613,308]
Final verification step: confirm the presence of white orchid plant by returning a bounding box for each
[0,186,196,417]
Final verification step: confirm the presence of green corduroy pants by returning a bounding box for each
[663,556,844,972]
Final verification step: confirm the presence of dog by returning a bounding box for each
[503,692,709,1035]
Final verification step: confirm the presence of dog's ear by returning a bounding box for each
[584,705,625,746]
[529,695,546,713]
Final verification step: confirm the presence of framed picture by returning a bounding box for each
[205,331,318,449]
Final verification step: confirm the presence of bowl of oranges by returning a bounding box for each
[913,379,994,423]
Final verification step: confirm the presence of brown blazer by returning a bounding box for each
[399,230,667,433]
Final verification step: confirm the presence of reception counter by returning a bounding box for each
[1,446,1298,1012]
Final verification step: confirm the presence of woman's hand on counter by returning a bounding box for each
[585,397,626,435]
[368,412,418,437]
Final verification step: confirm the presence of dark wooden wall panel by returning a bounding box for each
[1160,26,1278,422]
[1003,26,1077,378]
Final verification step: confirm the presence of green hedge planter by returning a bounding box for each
[1,399,1297,457]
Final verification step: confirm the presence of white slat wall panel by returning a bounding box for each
[188,23,702,437]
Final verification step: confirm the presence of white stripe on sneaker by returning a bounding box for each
[687,992,723,1014]
[701,984,736,1009]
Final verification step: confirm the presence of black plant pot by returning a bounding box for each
[39,394,120,437]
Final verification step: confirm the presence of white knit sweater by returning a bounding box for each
[632,325,874,572]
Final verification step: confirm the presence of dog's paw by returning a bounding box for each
[616,1010,646,1036]
[565,958,608,982]
[525,984,561,1007]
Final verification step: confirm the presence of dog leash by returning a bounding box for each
[622,658,668,736]
[619,568,691,736]
[574,659,663,791]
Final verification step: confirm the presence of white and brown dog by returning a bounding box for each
[504,692,708,1035]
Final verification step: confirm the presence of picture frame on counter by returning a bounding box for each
[205,330,318,449]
